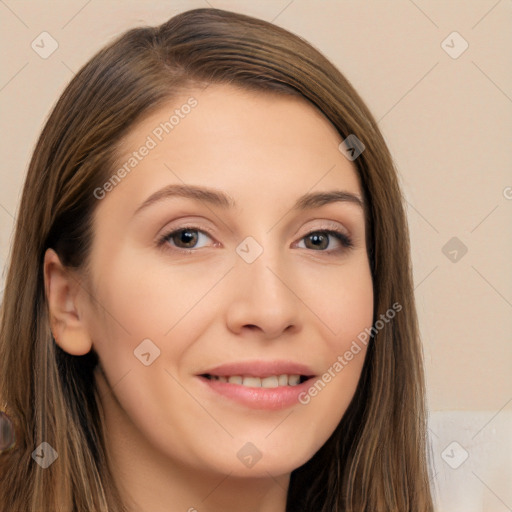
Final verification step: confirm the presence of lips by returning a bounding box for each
[196,360,316,410]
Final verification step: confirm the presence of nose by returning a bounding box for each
[225,246,302,340]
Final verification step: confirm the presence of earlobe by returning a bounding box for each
[43,248,93,356]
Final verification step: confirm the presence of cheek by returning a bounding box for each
[287,255,373,448]
[85,247,230,379]
[295,253,374,343]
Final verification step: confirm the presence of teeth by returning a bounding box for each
[288,375,300,386]
[211,374,303,387]
[261,376,279,388]
[278,374,288,386]
[242,376,261,387]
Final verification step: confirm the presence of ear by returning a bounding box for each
[43,248,93,356]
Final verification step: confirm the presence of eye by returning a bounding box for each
[296,229,353,254]
[157,226,215,254]
[157,225,354,255]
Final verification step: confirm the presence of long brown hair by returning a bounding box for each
[0,8,433,511]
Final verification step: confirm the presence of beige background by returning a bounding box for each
[1,1,511,510]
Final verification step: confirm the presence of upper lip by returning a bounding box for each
[198,360,316,378]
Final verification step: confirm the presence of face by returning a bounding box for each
[78,84,373,478]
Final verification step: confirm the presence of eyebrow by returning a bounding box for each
[133,183,364,217]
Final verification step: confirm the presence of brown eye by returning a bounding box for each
[298,230,353,253]
[170,229,199,249]
[158,227,215,253]
[304,232,329,250]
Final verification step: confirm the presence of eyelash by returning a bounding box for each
[157,224,354,256]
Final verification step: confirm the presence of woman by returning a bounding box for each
[0,8,434,511]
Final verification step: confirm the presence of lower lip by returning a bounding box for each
[197,376,314,410]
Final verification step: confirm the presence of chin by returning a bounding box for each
[212,441,317,477]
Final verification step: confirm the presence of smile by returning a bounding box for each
[202,374,309,387]
[196,361,317,410]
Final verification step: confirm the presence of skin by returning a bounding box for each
[44,84,374,512]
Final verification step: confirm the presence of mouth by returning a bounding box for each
[200,373,312,387]
[196,360,317,410]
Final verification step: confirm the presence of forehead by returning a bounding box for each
[105,83,363,213]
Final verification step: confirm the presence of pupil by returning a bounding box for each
[178,229,197,247]
[308,233,327,250]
